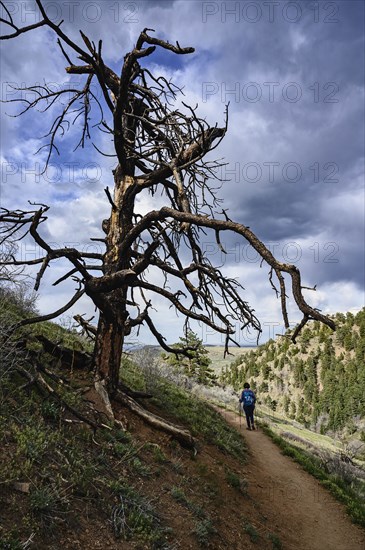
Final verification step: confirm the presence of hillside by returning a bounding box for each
[221,309,365,436]
[0,288,283,549]
[1,289,365,548]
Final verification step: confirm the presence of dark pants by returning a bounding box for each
[243,405,255,428]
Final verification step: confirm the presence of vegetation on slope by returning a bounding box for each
[221,309,365,435]
[218,309,365,528]
[162,329,218,386]
[1,287,284,549]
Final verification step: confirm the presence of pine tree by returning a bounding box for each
[167,330,217,386]
[283,395,291,414]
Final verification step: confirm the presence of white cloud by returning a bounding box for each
[1,0,364,346]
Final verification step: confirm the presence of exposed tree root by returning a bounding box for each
[94,376,115,419]
[114,390,196,450]
[17,334,192,443]
[37,336,151,398]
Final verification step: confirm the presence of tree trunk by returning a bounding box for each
[93,310,125,395]
[92,169,135,396]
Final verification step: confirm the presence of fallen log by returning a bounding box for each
[118,382,152,399]
[36,334,92,370]
[16,363,100,431]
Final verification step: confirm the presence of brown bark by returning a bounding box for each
[92,171,135,394]
[93,311,125,395]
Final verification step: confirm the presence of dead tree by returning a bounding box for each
[0,2,335,428]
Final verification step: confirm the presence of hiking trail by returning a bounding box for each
[219,408,365,550]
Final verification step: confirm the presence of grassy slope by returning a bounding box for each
[0,295,283,550]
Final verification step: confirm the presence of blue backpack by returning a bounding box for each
[242,389,255,407]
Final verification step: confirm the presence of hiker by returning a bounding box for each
[239,382,256,430]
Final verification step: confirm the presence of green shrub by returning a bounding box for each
[29,485,68,523]
[171,486,205,519]
[0,534,30,550]
[225,469,247,494]
[268,532,283,549]
[193,518,216,545]
[244,521,259,543]
[111,486,166,545]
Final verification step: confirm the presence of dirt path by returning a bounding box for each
[220,409,365,550]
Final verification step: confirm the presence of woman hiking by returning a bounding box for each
[239,382,256,430]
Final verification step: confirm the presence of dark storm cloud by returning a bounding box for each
[192,0,364,295]
[0,0,363,342]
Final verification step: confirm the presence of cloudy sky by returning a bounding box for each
[1,0,364,346]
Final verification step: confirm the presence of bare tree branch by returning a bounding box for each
[1,6,335,409]
[9,288,85,335]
